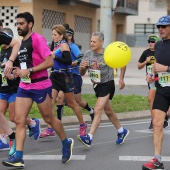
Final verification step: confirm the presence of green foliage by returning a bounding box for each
[11,94,149,118]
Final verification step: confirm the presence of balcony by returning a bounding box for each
[58,0,138,15]
[116,0,138,15]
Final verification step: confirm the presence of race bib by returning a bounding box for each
[89,69,101,83]
[0,68,8,86]
[146,65,153,73]
[21,74,31,83]
[20,62,31,83]
[20,62,27,69]
[2,73,8,86]
[158,72,170,86]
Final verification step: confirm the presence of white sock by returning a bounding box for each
[117,127,124,133]
[0,134,8,144]
[29,119,36,127]
[88,133,93,140]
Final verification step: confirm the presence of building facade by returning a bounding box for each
[0,0,138,52]
[126,0,167,46]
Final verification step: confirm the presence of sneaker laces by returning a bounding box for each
[147,158,159,166]
[117,132,123,139]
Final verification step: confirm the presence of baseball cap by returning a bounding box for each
[148,35,159,42]
[156,15,170,25]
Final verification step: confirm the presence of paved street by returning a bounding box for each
[1,119,170,170]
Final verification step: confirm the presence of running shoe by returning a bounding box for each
[149,119,153,130]
[31,118,41,140]
[77,134,92,147]
[9,139,16,156]
[62,138,74,163]
[142,158,164,170]
[2,154,25,168]
[0,139,10,151]
[79,122,87,136]
[115,128,129,144]
[39,128,55,138]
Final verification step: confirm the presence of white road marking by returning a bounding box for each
[135,129,170,134]
[23,155,86,160]
[63,120,152,132]
[119,156,170,162]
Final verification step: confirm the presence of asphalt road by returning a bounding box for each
[1,119,170,170]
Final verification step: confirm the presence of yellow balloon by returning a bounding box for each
[104,41,131,68]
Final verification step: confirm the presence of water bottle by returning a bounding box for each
[1,57,8,86]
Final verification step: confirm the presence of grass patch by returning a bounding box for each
[18,94,149,118]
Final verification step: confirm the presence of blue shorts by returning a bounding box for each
[17,87,52,104]
[0,93,17,103]
[73,74,82,94]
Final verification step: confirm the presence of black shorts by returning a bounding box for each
[73,74,82,94]
[50,71,74,93]
[153,86,170,112]
[93,80,115,100]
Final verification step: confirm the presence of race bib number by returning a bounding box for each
[89,69,101,83]
[158,72,170,86]
[146,65,153,73]
[21,74,31,83]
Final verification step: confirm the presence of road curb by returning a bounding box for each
[9,110,151,129]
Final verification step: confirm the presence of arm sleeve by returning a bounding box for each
[55,51,72,65]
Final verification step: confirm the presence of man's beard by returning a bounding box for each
[17,28,29,37]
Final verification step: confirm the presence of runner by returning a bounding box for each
[2,12,73,168]
[77,31,129,147]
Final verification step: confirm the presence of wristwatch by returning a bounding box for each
[29,67,33,74]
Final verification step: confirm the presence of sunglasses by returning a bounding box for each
[156,25,168,29]
[148,41,156,43]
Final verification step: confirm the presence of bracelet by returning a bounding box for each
[166,66,170,72]
[9,59,14,63]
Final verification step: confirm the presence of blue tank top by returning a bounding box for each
[53,44,71,71]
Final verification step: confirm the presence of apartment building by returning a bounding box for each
[126,0,167,46]
[0,0,138,51]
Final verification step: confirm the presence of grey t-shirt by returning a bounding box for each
[82,48,114,83]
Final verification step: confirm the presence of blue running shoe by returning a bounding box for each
[9,139,16,156]
[115,128,129,144]
[62,138,74,163]
[0,139,10,151]
[77,135,92,147]
[31,118,41,140]
[2,154,25,168]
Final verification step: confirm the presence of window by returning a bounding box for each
[135,24,158,35]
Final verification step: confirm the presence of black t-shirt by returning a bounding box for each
[0,32,12,45]
[154,39,170,88]
[138,48,156,73]
[155,39,170,65]
[0,47,20,93]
